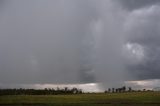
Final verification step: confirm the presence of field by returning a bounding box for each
[0,92,160,106]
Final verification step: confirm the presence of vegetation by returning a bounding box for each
[0,87,160,106]
[0,92,160,106]
[0,86,136,95]
[0,87,82,95]
[105,86,131,93]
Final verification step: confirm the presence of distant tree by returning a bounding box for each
[0,87,83,95]
[122,86,126,92]
[115,89,118,93]
[112,88,115,93]
[118,88,122,93]
[108,88,111,93]
[128,87,132,92]
[63,87,68,94]
[119,88,122,93]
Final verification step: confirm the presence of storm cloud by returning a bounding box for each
[0,0,98,84]
[118,0,160,10]
[0,0,160,88]
[122,0,160,80]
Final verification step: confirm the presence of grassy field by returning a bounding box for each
[0,92,160,106]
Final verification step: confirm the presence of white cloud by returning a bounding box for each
[123,43,144,62]
[125,79,160,90]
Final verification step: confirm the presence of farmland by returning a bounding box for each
[0,92,160,106]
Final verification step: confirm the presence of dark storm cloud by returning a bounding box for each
[118,0,160,10]
[123,3,160,80]
[1,0,160,88]
[0,0,127,87]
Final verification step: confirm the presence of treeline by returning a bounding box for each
[105,86,131,93]
[0,87,82,95]
[104,86,153,93]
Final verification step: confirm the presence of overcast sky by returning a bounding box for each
[0,0,160,88]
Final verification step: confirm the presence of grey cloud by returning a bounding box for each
[0,0,128,88]
[0,0,98,84]
[118,0,160,10]
[124,5,160,80]
[1,0,160,89]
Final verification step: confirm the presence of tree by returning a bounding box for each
[112,88,115,93]
[128,87,132,92]
[108,88,111,93]
[122,86,126,92]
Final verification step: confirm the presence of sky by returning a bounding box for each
[0,0,160,90]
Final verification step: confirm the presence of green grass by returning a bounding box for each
[0,92,160,106]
